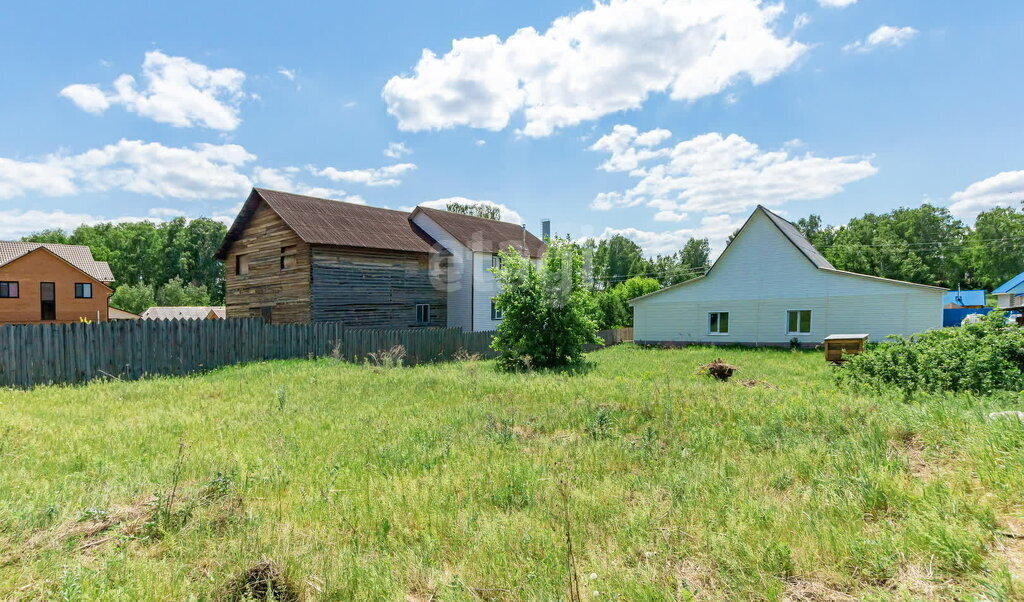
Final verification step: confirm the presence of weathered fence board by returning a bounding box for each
[0,319,499,389]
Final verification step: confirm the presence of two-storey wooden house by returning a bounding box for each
[215,188,545,329]
[0,242,115,324]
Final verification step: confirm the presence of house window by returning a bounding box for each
[416,303,430,325]
[491,299,503,321]
[75,283,93,299]
[708,311,729,335]
[787,310,812,334]
[259,306,273,324]
[280,245,297,270]
[0,281,18,298]
[236,253,250,275]
[490,254,503,269]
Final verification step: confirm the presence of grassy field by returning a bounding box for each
[1,344,1023,600]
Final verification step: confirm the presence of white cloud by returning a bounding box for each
[475,139,487,146]
[817,0,857,7]
[0,209,100,238]
[277,67,296,81]
[590,127,878,217]
[595,213,744,257]
[948,170,1024,221]
[312,163,417,187]
[148,207,187,218]
[383,0,806,137]
[793,13,811,30]
[843,25,918,53]
[383,142,412,159]
[252,166,364,203]
[590,124,672,172]
[60,51,247,130]
[0,139,254,201]
[418,197,524,224]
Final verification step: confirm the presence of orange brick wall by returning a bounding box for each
[0,250,112,324]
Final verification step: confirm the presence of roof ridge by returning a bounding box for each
[254,188,413,217]
[415,204,523,226]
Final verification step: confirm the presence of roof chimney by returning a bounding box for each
[541,219,551,240]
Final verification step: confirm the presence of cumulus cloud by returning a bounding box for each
[595,213,744,257]
[0,209,102,239]
[277,67,296,81]
[843,25,918,53]
[793,13,811,30]
[418,197,524,224]
[60,51,248,130]
[817,0,857,7]
[948,170,1024,221]
[383,142,412,159]
[0,140,254,201]
[252,166,364,203]
[589,126,877,218]
[383,0,806,137]
[311,163,417,187]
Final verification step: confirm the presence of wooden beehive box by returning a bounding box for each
[823,334,869,363]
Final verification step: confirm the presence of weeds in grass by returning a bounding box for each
[368,344,407,368]
[555,470,582,602]
[276,387,287,411]
[585,405,613,440]
[453,348,482,362]
[697,358,739,381]
[223,559,300,602]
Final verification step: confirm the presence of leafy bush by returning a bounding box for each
[837,312,1024,394]
[491,238,602,370]
[593,276,661,329]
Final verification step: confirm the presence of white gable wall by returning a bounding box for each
[633,210,944,344]
[409,212,473,330]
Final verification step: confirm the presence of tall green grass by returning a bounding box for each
[1,344,1022,600]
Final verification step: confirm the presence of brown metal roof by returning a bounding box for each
[216,188,437,258]
[412,206,546,257]
[0,241,116,282]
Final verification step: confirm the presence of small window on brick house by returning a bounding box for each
[0,281,18,298]
[280,245,298,270]
[74,283,93,298]
[236,253,250,275]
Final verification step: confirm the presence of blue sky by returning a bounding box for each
[1,0,1022,256]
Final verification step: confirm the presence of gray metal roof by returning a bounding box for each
[141,306,226,320]
[0,241,116,282]
[757,206,834,270]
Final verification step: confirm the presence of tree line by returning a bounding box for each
[23,218,227,315]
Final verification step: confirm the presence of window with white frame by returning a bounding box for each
[787,310,811,334]
[490,253,502,269]
[708,311,729,334]
[415,304,430,325]
[491,299,503,320]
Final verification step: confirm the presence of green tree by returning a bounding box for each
[444,201,501,221]
[965,206,1024,290]
[491,238,601,370]
[156,277,212,307]
[594,235,649,288]
[109,282,156,315]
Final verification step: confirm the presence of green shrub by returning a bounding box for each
[490,238,602,370]
[837,312,1024,394]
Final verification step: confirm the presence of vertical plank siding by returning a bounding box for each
[0,319,504,389]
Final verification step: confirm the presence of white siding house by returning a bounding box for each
[631,206,945,346]
[410,207,545,331]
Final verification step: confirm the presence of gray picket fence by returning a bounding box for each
[0,319,497,389]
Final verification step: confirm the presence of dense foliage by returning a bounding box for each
[108,278,214,315]
[23,217,227,308]
[443,200,501,221]
[490,238,601,369]
[838,312,1024,394]
[796,203,1024,290]
[592,276,661,328]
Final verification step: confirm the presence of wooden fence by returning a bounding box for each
[586,327,634,351]
[0,319,497,389]
[0,321,633,389]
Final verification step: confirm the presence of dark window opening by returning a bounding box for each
[416,303,430,325]
[40,282,56,321]
[236,253,250,275]
[259,306,273,324]
[0,281,18,298]
[280,245,298,270]
[75,283,93,299]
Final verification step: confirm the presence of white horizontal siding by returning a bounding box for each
[633,210,944,344]
[410,212,473,330]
